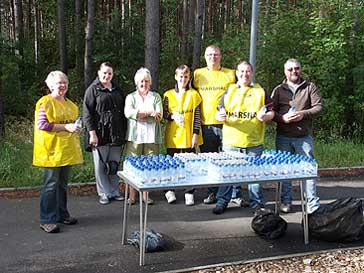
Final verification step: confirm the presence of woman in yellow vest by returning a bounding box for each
[213,61,275,215]
[163,65,203,206]
[33,71,83,233]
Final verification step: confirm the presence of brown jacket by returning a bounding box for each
[271,78,323,138]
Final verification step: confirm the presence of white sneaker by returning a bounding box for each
[185,193,194,206]
[165,191,176,204]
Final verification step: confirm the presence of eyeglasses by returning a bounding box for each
[287,67,300,72]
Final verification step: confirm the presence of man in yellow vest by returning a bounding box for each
[193,45,236,205]
[213,60,275,214]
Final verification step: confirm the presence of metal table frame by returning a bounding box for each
[118,171,315,266]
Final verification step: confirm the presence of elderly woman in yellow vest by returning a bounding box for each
[124,67,163,205]
[33,71,83,233]
[163,65,203,206]
[212,60,275,215]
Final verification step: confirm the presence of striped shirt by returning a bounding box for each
[37,105,54,131]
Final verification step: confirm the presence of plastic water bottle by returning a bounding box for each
[288,106,296,114]
[75,116,82,129]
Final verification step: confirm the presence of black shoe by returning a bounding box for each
[58,217,78,225]
[213,204,226,215]
[204,193,217,204]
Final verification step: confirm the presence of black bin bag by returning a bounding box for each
[309,197,364,242]
[251,211,287,240]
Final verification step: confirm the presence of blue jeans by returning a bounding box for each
[276,134,320,212]
[216,145,264,208]
[200,125,222,195]
[40,166,72,224]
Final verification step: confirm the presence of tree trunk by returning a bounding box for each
[75,0,84,79]
[57,0,67,74]
[84,0,95,88]
[0,0,5,136]
[187,0,196,65]
[207,0,213,34]
[181,0,188,63]
[192,0,204,70]
[145,0,160,91]
[34,1,40,65]
[13,0,24,57]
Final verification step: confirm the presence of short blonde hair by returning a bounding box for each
[134,67,152,86]
[175,65,190,75]
[205,45,221,56]
[45,71,68,90]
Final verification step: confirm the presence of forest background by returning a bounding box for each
[0,0,364,187]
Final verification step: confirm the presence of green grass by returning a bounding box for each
[1,118,364,188]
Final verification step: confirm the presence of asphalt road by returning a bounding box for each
[1,179,364,273]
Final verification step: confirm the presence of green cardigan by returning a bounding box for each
[124,90,163,144]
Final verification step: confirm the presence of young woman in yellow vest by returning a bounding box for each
[163,65,203,206]
[213,60,275,215]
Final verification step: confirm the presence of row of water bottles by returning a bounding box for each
[208,150,317,181]
[123,154,186,185]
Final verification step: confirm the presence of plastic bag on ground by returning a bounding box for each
[309,197,364,242]
[127,229,167,252]
[251,211,287,240]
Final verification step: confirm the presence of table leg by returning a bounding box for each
[275,182,282,215]
[121,181,129,244]
[142,192,149,266]
[139,191,144,266]
[300,180,309,244]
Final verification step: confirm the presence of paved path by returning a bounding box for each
[1,180,364,273]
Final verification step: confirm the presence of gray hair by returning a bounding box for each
[284,58,301,69]
[134,67,152,86]
[45,71,68,90]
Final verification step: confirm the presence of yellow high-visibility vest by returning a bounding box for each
[193,67,235,125]
[223,83,266,148]
[164,88,203,148]
[33,95,83,167]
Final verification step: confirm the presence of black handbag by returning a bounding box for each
[95,147,119,175]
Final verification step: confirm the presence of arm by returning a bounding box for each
[257,89,275,122]
[191,104,201,148]
[124,93,139,120]
[300,83,323,118]
[215,88,228,122]
[162,96,173,120]
[149,92,163,120]
[82,85,99,145]
[37,105,79,133]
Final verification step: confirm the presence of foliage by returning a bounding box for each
[0,116,95,188]
[1,0,364,140]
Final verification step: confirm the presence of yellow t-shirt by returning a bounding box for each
[193,67,235,125]
[222,83,266,148]
[33,95,83,167]
[164,88,203,148]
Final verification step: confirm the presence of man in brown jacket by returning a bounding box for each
[271,58,323,214]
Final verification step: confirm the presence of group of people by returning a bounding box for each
[33,44,323,234]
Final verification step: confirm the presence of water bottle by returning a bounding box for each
[288,106,296,114]
[75,116,82,129]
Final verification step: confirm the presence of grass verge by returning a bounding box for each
[1,118,364,188]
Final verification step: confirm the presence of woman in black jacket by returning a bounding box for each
[83,62,127,205]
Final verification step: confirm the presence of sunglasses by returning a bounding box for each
[287,67,300,72]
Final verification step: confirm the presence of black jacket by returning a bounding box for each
[83,78,127,151]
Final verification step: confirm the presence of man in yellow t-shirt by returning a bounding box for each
[212,60,275,215]
[193,45,236,205]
